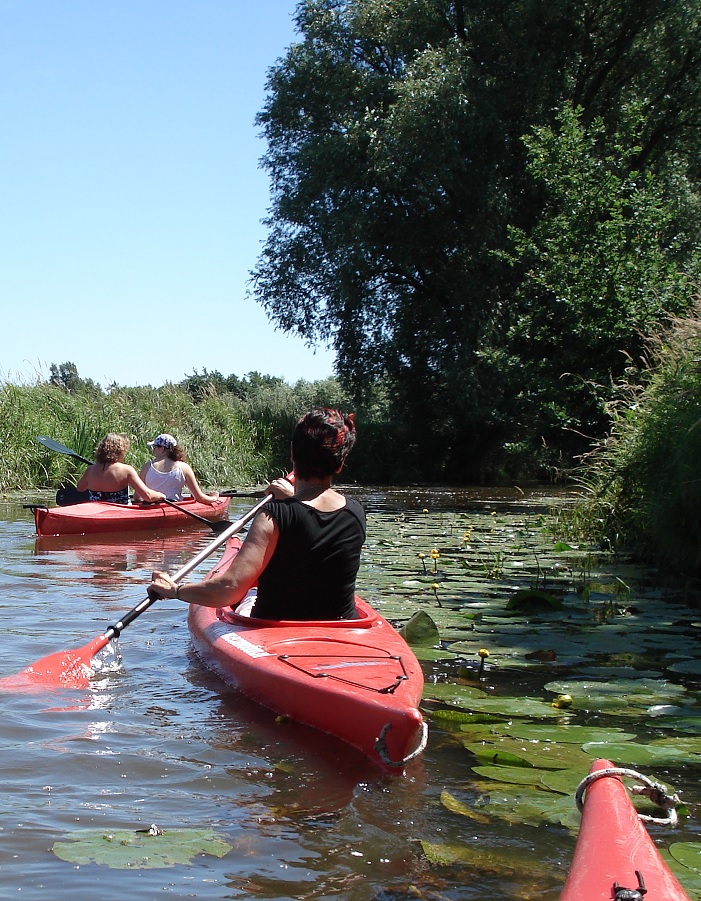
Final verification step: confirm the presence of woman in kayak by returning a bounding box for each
[134,433,220,504]
[149,408,365,620]
[77,433,166,505]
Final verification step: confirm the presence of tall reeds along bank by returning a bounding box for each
[574,309,701,577]
[0,382,268,492]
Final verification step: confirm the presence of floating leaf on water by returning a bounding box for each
[451,694,565,719]
[466,745,533,768]
[543,678,688,715]
[51,827,231,869]
[666,659,701,677]
[419,840,552,880]
[410,646,458,661]
[644,717,701,734]
[581,741,699,767]
[669,842,701,874]
[541,768,588,796]
[465,737,591,771]
[470,764,549,786]
[440,789,491,823]
[506,589,565,612]
[422,682,490,706]
[488,723,637,745]
[470,782,582,832]
[649,736,701,757]
[429,709,504,729]
[525,649,558,662]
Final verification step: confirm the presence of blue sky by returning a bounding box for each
[0,0,336,388]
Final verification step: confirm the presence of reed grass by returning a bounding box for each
[566,304,701,576]
[0,383,268,491]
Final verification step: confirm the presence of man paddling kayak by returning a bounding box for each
[149,408,365,621]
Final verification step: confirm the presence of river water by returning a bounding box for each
[0,487,699,900]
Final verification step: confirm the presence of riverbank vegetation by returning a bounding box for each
[567,309,701,579]
[0,368,356,492]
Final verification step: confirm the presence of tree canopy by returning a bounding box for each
[252,0,701,480]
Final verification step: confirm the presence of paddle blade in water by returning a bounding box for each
[0,634,111,691]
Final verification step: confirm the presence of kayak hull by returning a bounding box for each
[188,537,426,770]
[560,758,690,901]
[33,496,231,536]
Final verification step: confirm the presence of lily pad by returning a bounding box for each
[581,741,700,767]
[468,783,582,832]
[506,589,565,612]
[669,842,701,874]
[440,789,491,823]
[666,660,701,677]
[465,737,591,770]
[52,827,231,869]
[399,610,440,647]
[541,767,589,796]
[543,678,687,715]
[429,709,505,729]
[488,723,637,744]
[471,764,547,786]
[420,840,552,878]
[453,695,566,719]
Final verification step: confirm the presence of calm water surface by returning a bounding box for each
[0,487,698,901]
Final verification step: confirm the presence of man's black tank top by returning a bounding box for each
[252,496,366,620]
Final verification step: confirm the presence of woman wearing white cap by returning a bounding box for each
[134,434,219,505]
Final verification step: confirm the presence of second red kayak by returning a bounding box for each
[32,496,232,536]
[560,758,690,900]
[188,536,427,771]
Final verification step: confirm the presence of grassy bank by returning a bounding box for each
[567,307,701,579]
[0,383,271,492]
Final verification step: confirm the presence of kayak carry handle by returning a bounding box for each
[575,766,681,826]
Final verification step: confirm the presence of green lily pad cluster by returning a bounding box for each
[358,499,701,894]
[52,827,231,870]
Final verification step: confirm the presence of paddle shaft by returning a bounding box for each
[100,491,273,642]
[161,497,230,531]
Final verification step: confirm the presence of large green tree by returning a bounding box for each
[252,0,701,480]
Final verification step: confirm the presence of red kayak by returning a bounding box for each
[188,536,427,771]
[560,758,690,900]
[32,496,232,537]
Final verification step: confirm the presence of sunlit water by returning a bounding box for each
[0,488,699,900]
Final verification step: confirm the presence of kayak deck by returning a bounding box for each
[560,758,690,900]
[33,496,231,536]
[188,536,427,771]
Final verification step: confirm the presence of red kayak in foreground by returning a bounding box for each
[560,758,690,900]
[188,536,427,771]
[32,496,232,536]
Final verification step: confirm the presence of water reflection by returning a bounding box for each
[32,529,209,606]
[34,529,204,572]
[346,482,578,514]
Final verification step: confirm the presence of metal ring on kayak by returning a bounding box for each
[374,720,429,769]
[575,766,681,826]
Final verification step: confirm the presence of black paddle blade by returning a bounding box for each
[36,436,93,465]
[210,519,233,534]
